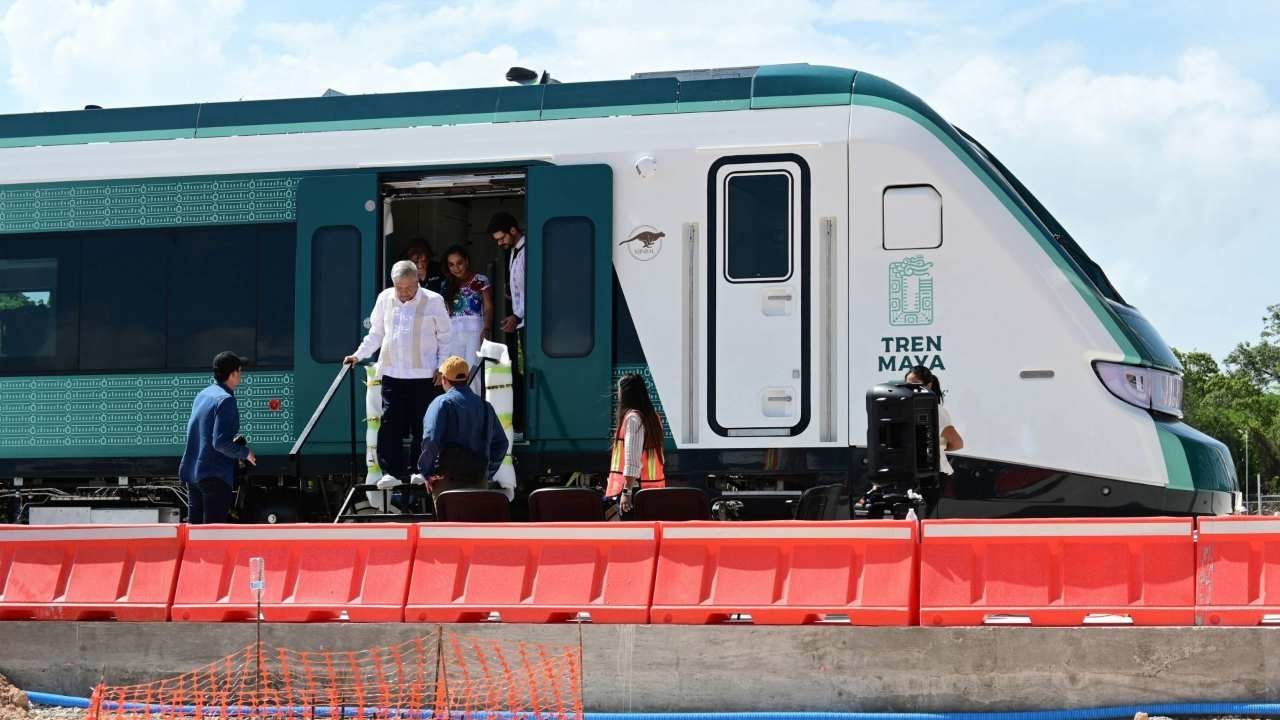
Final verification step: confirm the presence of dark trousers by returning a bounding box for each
[511,328,525,434]
[378,376,439,480]
[188,478,234,524]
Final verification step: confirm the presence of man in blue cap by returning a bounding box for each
[179,351,256,523]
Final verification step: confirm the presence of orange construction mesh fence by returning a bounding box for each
[87,631,583,720]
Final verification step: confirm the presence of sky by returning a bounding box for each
[0,0,1275,362]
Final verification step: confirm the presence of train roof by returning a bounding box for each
[0,63,879,150]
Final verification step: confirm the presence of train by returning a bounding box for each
[0,63,1237,522]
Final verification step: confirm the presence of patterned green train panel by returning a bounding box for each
[611,364,674,440]
[0,371,294,458]
[0,176,300,234]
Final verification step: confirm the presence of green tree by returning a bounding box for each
[1176,305,1280,495]
[0,291,35,311]
[1226,304,1280,391]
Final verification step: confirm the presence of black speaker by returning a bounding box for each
[863,382,940,517]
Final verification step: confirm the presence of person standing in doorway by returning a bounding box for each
[487,212,525,435]
[345,260,452,488]
[442,244,493,391]
[179,351,256,524]
[406,240,447,295]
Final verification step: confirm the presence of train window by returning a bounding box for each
[882,185,942,250]
[167,228,257,369]
[541,216,594,358]
[255,225,296,366]
[725,171,793,282]
[0,258,59,360]
[311,225,361,363]
[81,233,169,370]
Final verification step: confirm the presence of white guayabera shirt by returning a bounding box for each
[353,286,452,380]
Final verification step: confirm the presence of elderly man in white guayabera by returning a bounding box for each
[345,260,452,493]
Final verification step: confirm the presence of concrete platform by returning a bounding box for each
[1,623,1278,712]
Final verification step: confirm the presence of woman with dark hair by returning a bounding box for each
[607,373,666,514]
[441,244,493,391]
[905,365,964,474]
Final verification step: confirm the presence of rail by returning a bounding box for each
[288,361,362,515]
[288,356,493,520]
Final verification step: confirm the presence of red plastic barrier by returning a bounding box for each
[649,521,918,625]
[405,523,657,623]
[1196,516,1280,626]
[172,524,414,622]
[920,517,1195,626]
[0,524,182,621]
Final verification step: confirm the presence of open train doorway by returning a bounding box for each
[380,170,527,354]
[377,164,615,486]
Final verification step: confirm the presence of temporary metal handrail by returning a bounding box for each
[289,361,362,513]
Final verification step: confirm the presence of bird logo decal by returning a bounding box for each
[621,226,664,261]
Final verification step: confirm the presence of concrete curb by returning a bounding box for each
[1,623,1277,712]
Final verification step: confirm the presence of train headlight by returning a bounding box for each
[1095,361,1183,418]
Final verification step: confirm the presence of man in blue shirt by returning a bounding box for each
[179,352,256,523]
[418,355,508,500]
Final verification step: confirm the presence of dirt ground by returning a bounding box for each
[0,672,29,720]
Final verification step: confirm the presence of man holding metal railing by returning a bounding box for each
[345,260,452,489]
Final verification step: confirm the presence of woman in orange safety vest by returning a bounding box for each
[606,373,666,515]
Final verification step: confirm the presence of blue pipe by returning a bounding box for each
[26,692,91,709]
[23,692,1280,720]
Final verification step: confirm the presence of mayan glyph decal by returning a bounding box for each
[888,255,934,326]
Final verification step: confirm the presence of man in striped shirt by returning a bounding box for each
[345,260,452,487]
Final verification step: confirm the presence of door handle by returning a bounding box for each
[766,293,793,302]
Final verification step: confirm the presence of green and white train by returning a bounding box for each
[0,64,1237,521]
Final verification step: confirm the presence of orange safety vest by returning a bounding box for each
[606,411,666,498]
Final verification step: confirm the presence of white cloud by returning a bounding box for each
[1,0,244,108]
[924,46,1280,356]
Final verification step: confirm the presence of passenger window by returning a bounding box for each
[541,216,594,358]
[167,228,257,369]
[0,257,59,360]
[82,232,169,370]
[311,225,361,363]
[725,171,792,282]
[882,185,942,250]
[255,225,297,366]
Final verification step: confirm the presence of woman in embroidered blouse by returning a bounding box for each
[442,245,493,391]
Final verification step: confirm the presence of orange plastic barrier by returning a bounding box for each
[649,521,918,625]
[0,524,182,621]
[919,517,1195,626]
[1195,516,1280,626]
[171,524,415,622]
[405,523,658,623]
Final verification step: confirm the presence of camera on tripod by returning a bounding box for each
[859,382,940,519]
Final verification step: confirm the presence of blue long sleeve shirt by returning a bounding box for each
[178,382,250,487]
[418,386,509,479]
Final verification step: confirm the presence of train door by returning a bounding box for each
[524,164,613,451]
[293,174,379,454]
[707,155,811,437]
